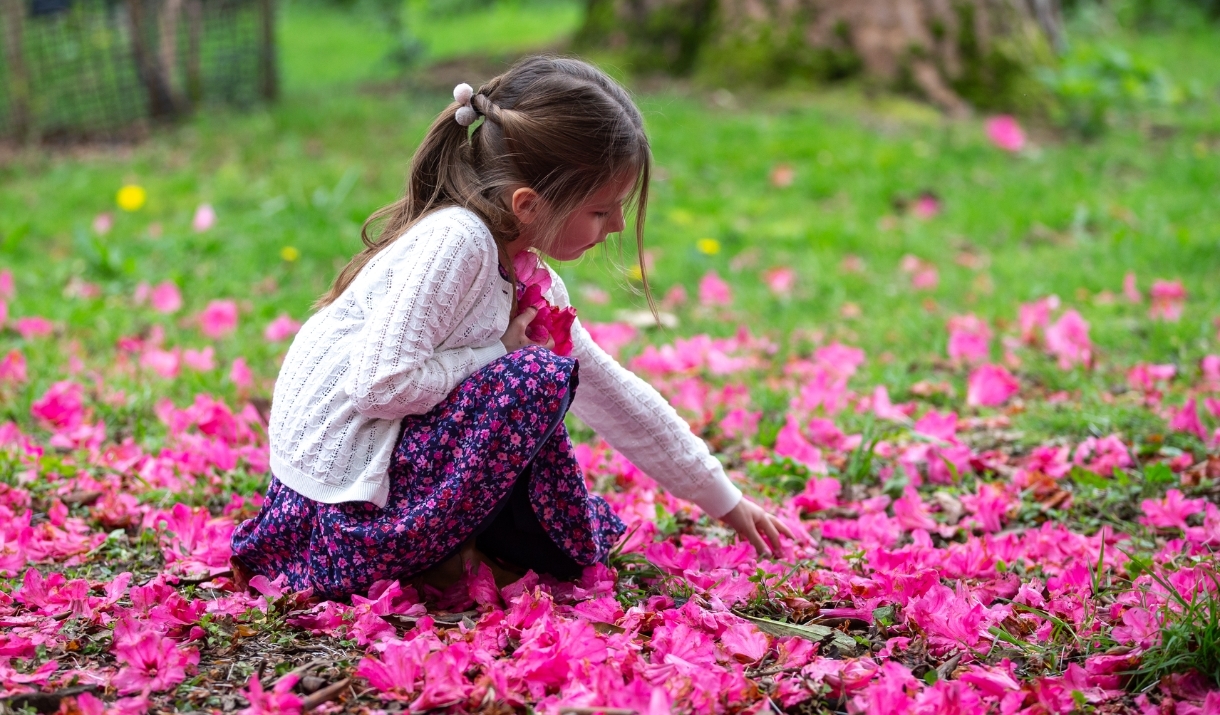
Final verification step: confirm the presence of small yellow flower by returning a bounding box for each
[696,238,721,255]
[280,246,300,262]
[626,265,643,281]
[116,185,146,212]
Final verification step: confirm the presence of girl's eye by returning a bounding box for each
[595,212,609,219]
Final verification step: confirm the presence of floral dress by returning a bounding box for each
[231,345,626,599]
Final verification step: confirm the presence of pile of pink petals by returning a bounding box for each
[0,269,1217,714]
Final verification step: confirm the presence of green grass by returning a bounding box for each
[1,3,1218,437]
[1,5,1219,697]
[405,0,583,60]
[1129,571,1220,691]
[279,0,584,92]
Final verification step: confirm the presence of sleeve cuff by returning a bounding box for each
[471,341,508,370]
[693,472,744,520]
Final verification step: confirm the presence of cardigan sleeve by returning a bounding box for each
[345,219,507,419]
[547,270,744,519]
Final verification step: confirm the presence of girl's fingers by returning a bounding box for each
[740,521,766,556]
[759,515,783,556]
[728,499,787,558]
[516,306,538,326]
[772,515,796,540]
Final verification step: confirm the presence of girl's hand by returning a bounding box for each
[501,306,556,352]
[720,496,796,558]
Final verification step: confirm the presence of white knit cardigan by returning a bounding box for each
[268,206,743,519]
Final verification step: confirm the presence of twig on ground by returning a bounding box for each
[277,657,330,685]
[745,665,802,678]
[178,570,233,585]
[2,685,99,714]
[301,677,352,710]
[936,652,962,680]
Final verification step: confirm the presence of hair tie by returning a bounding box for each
[471,94,502,124]
[453,83,478,127]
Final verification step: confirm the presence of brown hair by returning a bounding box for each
[316,55,653,311]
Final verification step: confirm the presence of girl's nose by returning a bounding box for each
[608,207,626,234]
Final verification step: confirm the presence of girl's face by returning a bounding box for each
[542,173,635,262]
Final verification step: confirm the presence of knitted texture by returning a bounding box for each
[268,206,742,518]
[551,270,743,519]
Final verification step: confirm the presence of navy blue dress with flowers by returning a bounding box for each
[232,342,626,600]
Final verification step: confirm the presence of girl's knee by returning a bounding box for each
[512,344,575,369]
[500,346,578,398]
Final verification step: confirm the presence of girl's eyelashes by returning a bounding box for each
[594,202,621,218]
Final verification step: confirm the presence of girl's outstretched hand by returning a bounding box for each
[501,306,555,352]
[720,496,796,558]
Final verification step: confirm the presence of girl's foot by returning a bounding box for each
[411,540,526,592]
[470,547,527,589]
[230,556,255,592]
[410,550,466,592]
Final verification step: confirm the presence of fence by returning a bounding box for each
[0,0,275,142]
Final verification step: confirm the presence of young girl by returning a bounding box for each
[231,55,793,600]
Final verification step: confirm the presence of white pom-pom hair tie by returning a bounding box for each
[455,106,478,127]
[453,83,478,126]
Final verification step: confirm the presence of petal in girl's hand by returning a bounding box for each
[518,284,547,311]
[523,305,576,356]
[513,251,552,295]
[549,307,577,356]
[525,316,551,345]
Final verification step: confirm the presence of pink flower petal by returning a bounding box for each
[698,271,732,307]
[985,115,1026,152]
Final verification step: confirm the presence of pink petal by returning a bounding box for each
[966,364,1019,407]
[985,115,1026,152]
[151,282,183,314]
[192,204,217,232]
[698,271,732,307]
[264,314,302,342]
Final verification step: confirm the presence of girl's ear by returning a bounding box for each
[510,187,541,225]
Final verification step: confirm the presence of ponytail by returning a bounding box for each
[315,56,653,313]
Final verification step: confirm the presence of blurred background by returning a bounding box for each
[4,0,1215,134]
[0,0,1217,409]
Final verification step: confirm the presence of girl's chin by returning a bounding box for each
[547,247,592,262]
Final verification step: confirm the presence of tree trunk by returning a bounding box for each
[126,0,180,118]
[157,0,185,108]
[1,0,31,141]
[577,0,1062,113]
[258,0,278,101]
